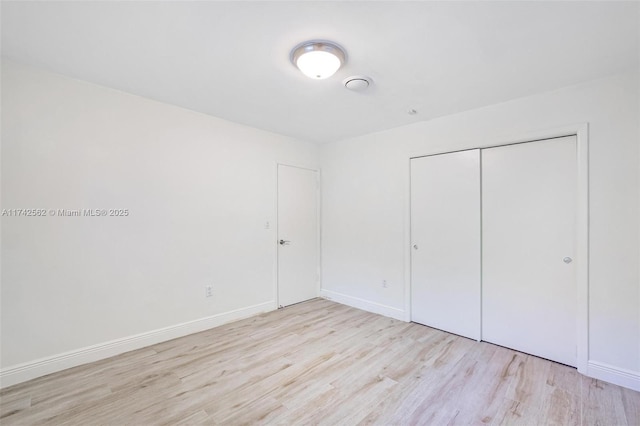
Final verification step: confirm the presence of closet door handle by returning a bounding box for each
[563,257,572,264]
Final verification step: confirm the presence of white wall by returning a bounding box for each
[2,60,638,391]
[0,61,319,383]
[321,71,640,388]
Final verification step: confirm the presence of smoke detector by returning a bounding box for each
[343,75,372,91]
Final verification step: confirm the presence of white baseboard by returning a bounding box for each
[587,361,640,392]
[320,289,405,321]
[0,301,275,389]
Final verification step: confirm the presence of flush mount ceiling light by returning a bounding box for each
[291,40,346,80]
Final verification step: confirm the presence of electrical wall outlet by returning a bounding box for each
[205,285,213,297]
[382,280,388,288]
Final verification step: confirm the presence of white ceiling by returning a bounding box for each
[2,1,638,143]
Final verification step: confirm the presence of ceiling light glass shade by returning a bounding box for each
[297,50,341,79]
[291,41,346,80]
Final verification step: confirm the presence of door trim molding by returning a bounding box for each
[404,123,589,375]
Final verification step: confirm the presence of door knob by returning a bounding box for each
[563,257,572,264]
[279,239,291,246]
[413,244,419,250]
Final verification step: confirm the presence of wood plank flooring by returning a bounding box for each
[1,298,638,425]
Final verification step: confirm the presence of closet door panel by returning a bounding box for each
[481,136,577,366]
[410,150,481,340]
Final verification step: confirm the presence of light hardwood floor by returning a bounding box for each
[1,298,638,425]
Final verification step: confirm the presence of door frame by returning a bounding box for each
[274,163,322,309]
[404,123,589,374]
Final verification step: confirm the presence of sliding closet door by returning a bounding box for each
[482,136,577,366]
[411,150,481,340]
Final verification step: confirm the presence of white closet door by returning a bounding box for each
[482,136,577,366]
[411,150,481,340]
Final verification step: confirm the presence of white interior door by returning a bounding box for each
[411,150,481,340]
[277,165,319,307]
[482,136,577,366]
